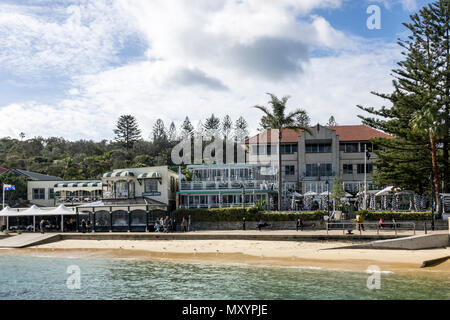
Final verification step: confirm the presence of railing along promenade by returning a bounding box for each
[325,221,416,236]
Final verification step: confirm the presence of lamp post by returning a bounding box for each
[325,179,330,215]
[241,184,246,211]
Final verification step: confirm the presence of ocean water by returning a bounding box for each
[0,256,448,300]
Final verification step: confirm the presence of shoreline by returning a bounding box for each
[2,239,449,280]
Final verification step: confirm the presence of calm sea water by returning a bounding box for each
[0,256,448,300]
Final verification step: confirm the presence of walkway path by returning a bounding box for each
[0,233,61,248]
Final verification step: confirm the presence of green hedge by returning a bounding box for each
[357,210,432,221]
[173,208,326,222]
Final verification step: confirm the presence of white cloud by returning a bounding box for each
[0,0,138,78]
[0,0,401,140]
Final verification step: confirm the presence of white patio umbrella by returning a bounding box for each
[304,191,318,196]
[0,206,20,231]
[291,192,303,197]
[19,205,44,232]
[42,204,76,232]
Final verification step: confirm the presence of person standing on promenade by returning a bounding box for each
[296,218,304,231]
[188,215,192,231]
[181,216,187,232]
[40,219,45,234]
[81,219,87,233]
[243,217,246,230]
[86,218,92,232]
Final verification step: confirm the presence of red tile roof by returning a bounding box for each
[327,125,392,141]
[245,125,392,143]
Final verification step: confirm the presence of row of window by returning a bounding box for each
[251,144,299,155]
[252,142,380,155]
[343,164,373,174]
[305,163,333,177]
[305,143,332,153]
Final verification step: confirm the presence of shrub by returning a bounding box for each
[173,208,326,222]
[361,211,432,221]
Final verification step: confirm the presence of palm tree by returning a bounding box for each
[254,93,312,211]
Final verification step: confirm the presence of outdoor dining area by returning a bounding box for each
[287,185,429,213]
[0,204,77,232]
[0,204,169,233]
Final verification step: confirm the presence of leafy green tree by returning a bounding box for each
[114,115,142,153]
[180,116,194,139]
[233,116,249,141]
[327,116,337,126]
[168,122,178,142]
[204,114,221,139]
[254,93,312,211]
[295,110,310,127]
[152,119,168,143]
[222,115,233,139]
[0,172,27,207]
[331,175,345,200]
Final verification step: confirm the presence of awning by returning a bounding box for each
[137,172,161,179]
[41,204,75,216]
[103,171,135,178]
[0,206,20,217]
[54,182,106,188]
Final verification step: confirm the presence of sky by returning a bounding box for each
[0,0,434,141]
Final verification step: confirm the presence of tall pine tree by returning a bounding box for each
[114,115,142,153]
[358,0,450,213]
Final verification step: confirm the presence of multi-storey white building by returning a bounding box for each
[246,124,392,200]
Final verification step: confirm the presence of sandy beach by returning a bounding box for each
[2,238,449,279]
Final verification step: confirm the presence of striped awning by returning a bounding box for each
[137,172,161,179]
[103,171,135,178]
[54,182,106,188]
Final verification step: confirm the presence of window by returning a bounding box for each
[320,163,333,176]
[144,179,158,192]
[284,165,295,176]
[32,188,45,200]
[305,164,318,177]
[281,144,298,154]
[251,144,277,155]
[305,163,332,177]
[357,163,373,174]
[343,164,353,174]
[339,143,359,153]
[305,143,332,153]
[48,188,55,199]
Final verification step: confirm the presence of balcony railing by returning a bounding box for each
[178,202,275,210]
[56,196,101,204]
[102,191,136,199]
[180,180,278,191]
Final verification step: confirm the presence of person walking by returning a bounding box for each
[81,219,87,233]
[181,216,188,232]
[188,215,193,232]
[296,218,304,231]
[39,219,45,234]
[86,218,92,232]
